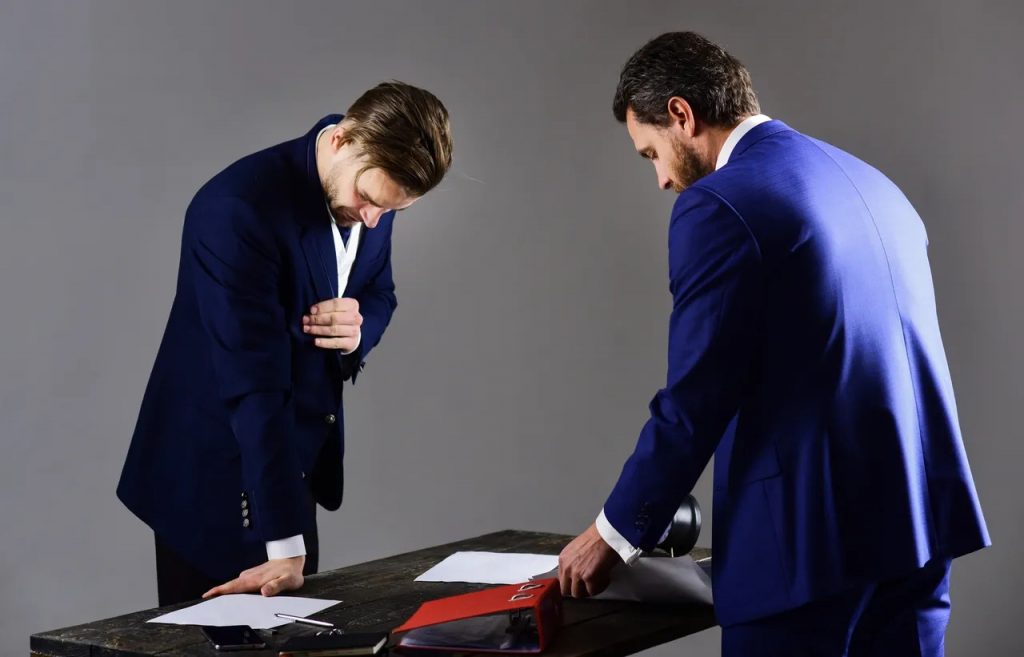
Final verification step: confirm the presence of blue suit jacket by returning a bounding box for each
[117,115,397,580]
[603,120,990,625]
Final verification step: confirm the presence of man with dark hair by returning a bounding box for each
[117,81,452,605]
[559,31,988,656]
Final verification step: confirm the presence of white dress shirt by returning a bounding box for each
[595,113,772,565]
[265,124,365,561]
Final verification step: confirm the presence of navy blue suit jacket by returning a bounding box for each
[117,115,397,580]
[603,120,990,625]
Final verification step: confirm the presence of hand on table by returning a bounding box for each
[202,555,305,599]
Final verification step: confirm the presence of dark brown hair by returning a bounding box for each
[613,32,760,127]
[342,81,453,197]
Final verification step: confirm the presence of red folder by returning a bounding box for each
[393,578,562,653]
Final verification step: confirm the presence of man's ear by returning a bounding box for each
[666,97,697,138]
[328,127,343,153]
[330,121,355,153]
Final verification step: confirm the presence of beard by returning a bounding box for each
[670,138,714,193]
[322,163,361,227]
[329,202,360,228]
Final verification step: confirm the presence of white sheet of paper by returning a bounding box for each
[415,551,559,585]
[147,594,340,629]
[593,555,713,605]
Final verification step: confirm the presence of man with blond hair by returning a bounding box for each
[118,81,452,605]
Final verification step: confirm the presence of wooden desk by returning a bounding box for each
[31,530,715,657]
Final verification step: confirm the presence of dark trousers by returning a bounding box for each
[722,558,953,657]
[155,525,320,607]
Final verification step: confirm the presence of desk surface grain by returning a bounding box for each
[30,530,715,657]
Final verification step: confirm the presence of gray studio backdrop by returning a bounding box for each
[1,1,1021,655]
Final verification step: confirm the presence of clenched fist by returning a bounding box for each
[303,297,362,353]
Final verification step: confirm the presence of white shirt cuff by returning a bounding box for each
[340,329,362,355]
[266,534,306,560]
[596,509,643,565]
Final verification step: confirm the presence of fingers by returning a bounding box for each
[562,568,604,599]
[302,303,363,342]
[261,574,285,597]
[205,561,305,599]
[558,542,579,598]
[559,566,590,599]
[303,298,361,343]
[304,309,362,327]
[309,297,359,316]
[558,550,589,598]
[585,570,610,597]
[571,573,589,599]
[202,574,257,599]
[312,336,359,351]
[261,572,303,597]
[558,556,571,597]
[558,530,616,599]
[305,322,361,337]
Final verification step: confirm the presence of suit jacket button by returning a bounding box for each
[241,500,248,509]
[325,414,336,424]
[242,508,249,518]
[242,518,250,528]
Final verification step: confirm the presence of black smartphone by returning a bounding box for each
[200,625,267,651]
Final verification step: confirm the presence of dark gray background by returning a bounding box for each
[1,1,1021,655]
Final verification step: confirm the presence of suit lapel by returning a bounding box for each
[299,218,346,377]
[294,113,344,303]
[300,219,338,302]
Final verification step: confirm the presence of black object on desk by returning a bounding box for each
[201,625,267,651]
[655,495,702,557]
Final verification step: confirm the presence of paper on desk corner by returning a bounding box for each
[147,594,340,629]
[594,555,713,605]
[415,551,559,585]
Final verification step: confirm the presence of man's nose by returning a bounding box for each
[658,174,673,191]
[361,206,386,228]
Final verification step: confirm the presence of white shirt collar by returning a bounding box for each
[715,114,771,170]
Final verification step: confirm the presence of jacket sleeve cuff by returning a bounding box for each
[596,508,643,565]
[266,534,306,560]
